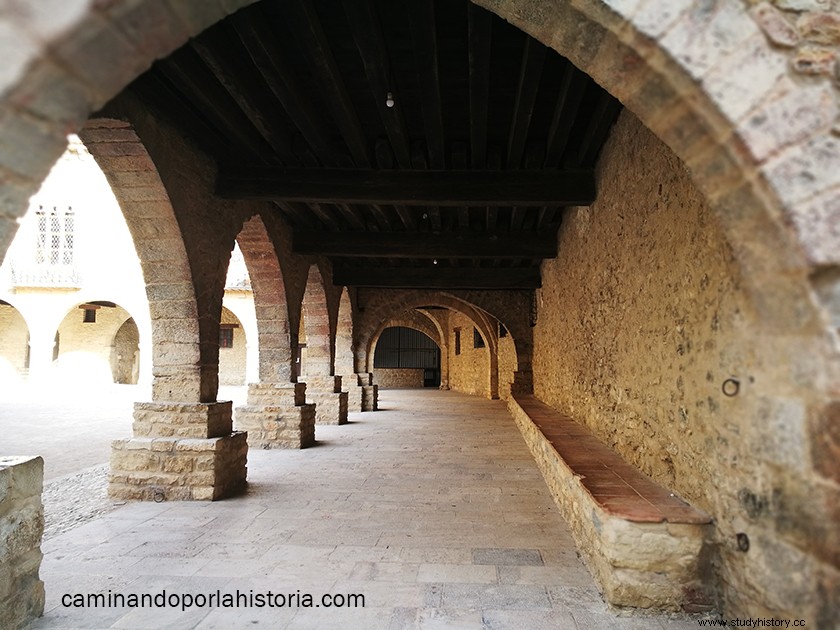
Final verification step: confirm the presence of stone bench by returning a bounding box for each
[509,394,713,612]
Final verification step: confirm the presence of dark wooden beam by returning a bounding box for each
[217,167,596,206]
[342,0,411,169]
[507,37,547,169]
[408,0,446,169]
[332,266,541,289]
[190,30,298,165]
[157,51,274,162]
[545,66,588,167]
[284,0,371,168]
[230,10,347,167]
[511,143,546,233]
[411,140,441,232]
[376,138,417,230]
[578,92,623,166]
[128,74,229,160]
[485,146,501,231]
[468,4,492,169]
[293,231,557,258]
[335,203,367,231]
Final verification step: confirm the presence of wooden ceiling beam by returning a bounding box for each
[408,0,446,170]
[468,4,492,169]
[545,65,588,168]
[332,266,542,289]
[578,91,623,166]
[156,51,274,163]
[342,0,412,169]
[293,231,558,258]
[376,138,417,231]
[284,0,371,168]
[507,37,547,169]
[411,141,441,232]
[335,203,367,231]
[128,74,229,160]
[230,11,346,167]
[190,32,299,166]
[217,167,596,206]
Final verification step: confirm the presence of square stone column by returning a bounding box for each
[356,372,379,411]
[302,375,349,425]
[235,383,316,448]
[109,401,248,501]
[0,456,45,629]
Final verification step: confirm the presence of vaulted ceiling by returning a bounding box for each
[125,0,622,290]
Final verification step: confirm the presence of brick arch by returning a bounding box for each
[334,287,354,378]
[79,119,203,401]
[301,264,332,378]
[236,215,294,383]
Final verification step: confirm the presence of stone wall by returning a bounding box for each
[0,456,45,629]
[374,368,425,389]
[447,311,491,399]
[497,332,518,401]
[218,306,246,386]
[533,109,831,619]
[55,303,132,382]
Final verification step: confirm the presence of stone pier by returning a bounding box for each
[0,456,45,629]
[345,372,379,413]
[234,383,316,448]
[302,375,349,425]
[109,401,248,501]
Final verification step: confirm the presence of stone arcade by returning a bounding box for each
[0,0,838,627]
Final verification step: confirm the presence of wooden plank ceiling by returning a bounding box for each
[126,0,622,290]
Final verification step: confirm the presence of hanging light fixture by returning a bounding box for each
[386,91,395,108]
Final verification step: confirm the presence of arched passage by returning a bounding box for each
[0,299,31,384]
[0,0,835,621]
[53,300,136,386]
[300,264,332,379]
[218,305,246,386]
[79,120,204,402]
[235,215,293,383]
[373,325,441,389]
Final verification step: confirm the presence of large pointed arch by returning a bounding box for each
[79,120,203,401]
[300,263,332,378]
[235,214,294,383]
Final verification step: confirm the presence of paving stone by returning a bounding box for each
[22,389,709,628]
[471,548,543,566]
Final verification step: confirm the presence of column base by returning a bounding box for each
[235,383,315,448]
[108,432,248,501]
[308,391,349,425]
[362,384,378,411]
[302,376,349,425]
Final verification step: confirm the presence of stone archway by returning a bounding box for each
[300,263,348,424]
[0,0,836,623]
[0,298,31,384]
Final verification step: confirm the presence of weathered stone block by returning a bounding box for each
[132,400,233,439]
[234,401,315,449]
[109,432,247,501]
[0,456,44,629]
[308,390,349,425]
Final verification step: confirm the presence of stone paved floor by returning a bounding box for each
[26,389,705,629]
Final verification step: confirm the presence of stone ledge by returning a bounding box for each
[509,395,713,612]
